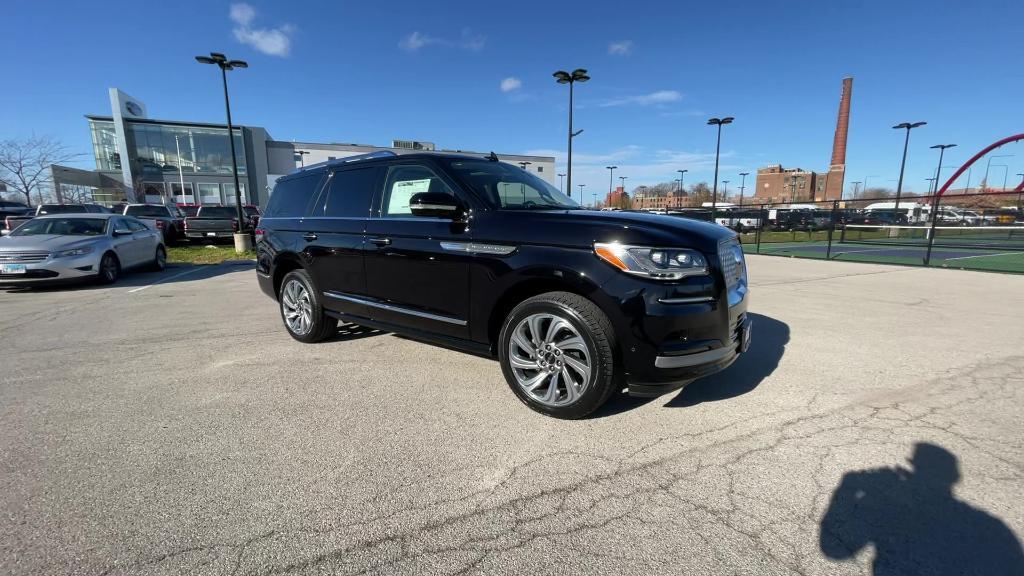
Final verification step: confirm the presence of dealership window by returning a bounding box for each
[127,122,246,176]
[222,183,248,206]
[169,182,195,204]
[89,120,121,171]
[198,183,221,205]
[141,182,166,204]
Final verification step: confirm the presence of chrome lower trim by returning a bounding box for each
[323,291,467,326]
[440,241,516,255]
[654,343,737,369]
[657,296,714,305]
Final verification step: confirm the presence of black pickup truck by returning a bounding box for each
[184,206,241,241]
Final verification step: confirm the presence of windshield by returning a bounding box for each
[445,160,580,210]
[12,217,107,236]
[126,205,170,218]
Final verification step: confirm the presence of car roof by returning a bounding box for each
[279,150,499,183]
[34,213,117,219]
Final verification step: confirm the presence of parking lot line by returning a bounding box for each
[127,266,208,293]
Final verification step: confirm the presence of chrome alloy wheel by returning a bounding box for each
[281,279,313,336]
[507,312,592,407]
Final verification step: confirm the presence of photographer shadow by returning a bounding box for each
[819,442,1024,575]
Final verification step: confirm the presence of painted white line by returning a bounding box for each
[833,247,902,255]
[127,266,208,294]
[942,251,1023,262]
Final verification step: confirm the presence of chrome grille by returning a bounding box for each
[718,240,744,289]
[0,251,49,264]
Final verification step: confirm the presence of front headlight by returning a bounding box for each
[594,242,708,280]
[53,246,95,258]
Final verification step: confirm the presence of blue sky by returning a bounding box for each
[3,0,1023,199]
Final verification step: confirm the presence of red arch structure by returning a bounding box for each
[937,133,1024,196]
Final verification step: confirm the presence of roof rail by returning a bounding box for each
[297,150,398,173]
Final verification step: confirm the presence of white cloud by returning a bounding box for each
[400,29,486,52]
[608,40,634,55]
[500,77,522,92]
[230,3,293,57]
[598,90,683,108]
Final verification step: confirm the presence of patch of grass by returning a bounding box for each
[167,245,256,265]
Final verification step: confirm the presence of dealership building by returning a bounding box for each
[52,88,555,207]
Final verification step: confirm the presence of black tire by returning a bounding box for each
[150,245,167,271]
[498,291,618,419]
[279,268,337,343]
[97,252,120,285]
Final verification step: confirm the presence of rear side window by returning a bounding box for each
[264,174,323,218]
[320,167,379,218]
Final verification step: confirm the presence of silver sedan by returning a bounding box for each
[0,214,165,286]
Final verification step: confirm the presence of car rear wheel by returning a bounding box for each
[280,269,337,343]
[97,252,120,285]
[499,291,618,419]
[151,245,167,271]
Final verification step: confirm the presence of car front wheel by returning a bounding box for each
[97,252,120,284]
[279,269,337,343]
[151,245,167,271]
[499,291,618,419]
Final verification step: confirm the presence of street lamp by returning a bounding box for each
[851,181,862,198]
[677,169,688,194]
[984,154,1014,190]
[606,165,618,199]
[557,173,566,193]
[707,116,734,220]
[738,172,749,205]
[195,51,249,250]
[578,183,586,202]
[295,149,309,167]
[518,161,532,170]
[722,180,730,199]
[892,121,927,222]
[929,144,956,195]
[553,68,590,197]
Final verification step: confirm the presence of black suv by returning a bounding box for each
[256,152,750,418]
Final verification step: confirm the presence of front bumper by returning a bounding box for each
[0,253,103,285]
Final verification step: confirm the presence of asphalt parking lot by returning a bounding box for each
[2,257,1022,575]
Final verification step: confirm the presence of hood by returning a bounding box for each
[0,234,105,252]
[477,209,735,253]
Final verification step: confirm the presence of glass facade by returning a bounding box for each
[126,122,246,176]
[89,120,121,171]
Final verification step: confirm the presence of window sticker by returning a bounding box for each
[388,178,431,214]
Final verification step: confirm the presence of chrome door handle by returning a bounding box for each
[370,237,391,246]
[303,233,318,241]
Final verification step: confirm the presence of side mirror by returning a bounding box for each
[409,192,461,219]
[113,228,132,236]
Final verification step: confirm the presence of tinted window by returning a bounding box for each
[12,218,107,236]
[38,204,87,214]
[126,205,170,218]
[321,167,378,218]
[126,219,149,232]
[180,206,199,217]
[446,160,579,210]
[197,207,238,218]
[264,174,322,218]
[380,165,454,217]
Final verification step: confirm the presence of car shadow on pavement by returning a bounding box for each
[819,442,1024,575]
[1,261,255,293]
[328,323,386,342]
[592,313,788,417]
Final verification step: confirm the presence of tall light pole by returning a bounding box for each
[892,121,927,221]
[195,52,249,250]
[929,144,956,196]
[557,173,566,193]
[721,180,730,199]
[518,161,532,170]
[295,149,309,168]
[707,117,734,220]
[738,172,749,205]
[578,183,586,202]
[677,169,688,194]
[592,190,597,208]
[991,165,1009,191]
[553,69,590,198]
[851,181,862,198]
[984,154,1014,190]
[606,165,617,199]
[862,175,880,197]
[618,176,627,207]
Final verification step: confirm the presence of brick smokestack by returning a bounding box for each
[830,77,853,167]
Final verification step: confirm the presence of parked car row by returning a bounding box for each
[1,202,262,245]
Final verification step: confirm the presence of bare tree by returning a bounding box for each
[0,136,81,207]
